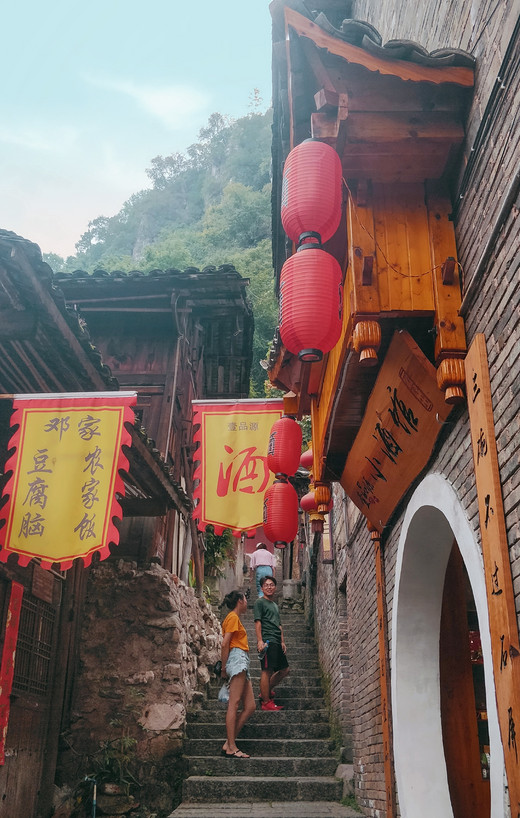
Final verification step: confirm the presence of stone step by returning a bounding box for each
[208,684,324,700]
[187,755,338,778]
[200,696,325,712]
[183,738,336,758]
[186,721,331,739]
[244,673,322,686]
[244,630,316,641]
[178,607,347,816]
[170,801,360,818]
[187,708,329,725]
[182,775,342,803]
[245,662,319,674]
[247,658,320,670]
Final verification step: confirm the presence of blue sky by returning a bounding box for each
[0,1,273,257]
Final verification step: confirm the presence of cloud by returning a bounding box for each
[83,74,209,130]
[0,124,79,153]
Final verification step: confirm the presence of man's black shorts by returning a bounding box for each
[260,641,289,672]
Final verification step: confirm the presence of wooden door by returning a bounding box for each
[0,579,60,818]
[440,544,490,818]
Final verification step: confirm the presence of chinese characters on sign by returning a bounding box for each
[192,400,284,535]
[465,334,520,808]
[0,393,136,569]
[341,331,452,529]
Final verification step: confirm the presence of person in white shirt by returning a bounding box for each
[249,542,277,597]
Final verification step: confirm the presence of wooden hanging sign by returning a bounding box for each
[340,330,452,529]
[465,333,520,815]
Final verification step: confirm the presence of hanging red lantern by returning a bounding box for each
[263,474,299,549]
[300,491,318,512]
[300,448,313,471]
[300,490,333,514]
[267,415,302,477]
[281,140,343,246]
[280,246,343,362]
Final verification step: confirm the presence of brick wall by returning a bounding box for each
[313,493,353,760]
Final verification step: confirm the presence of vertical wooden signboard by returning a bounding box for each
[465,334,520,815]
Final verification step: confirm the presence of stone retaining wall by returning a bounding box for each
[57,559,221,817]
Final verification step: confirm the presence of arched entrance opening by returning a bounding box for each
[391,474,504,818]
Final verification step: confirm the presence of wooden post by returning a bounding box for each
[370,523,397,817]
[465,334,520,816]
[189,517,204,596]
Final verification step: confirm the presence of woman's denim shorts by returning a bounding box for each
[226,647,250,680]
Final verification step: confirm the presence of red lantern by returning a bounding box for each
[267,415,302,477]
[300,491,333,513]
[300,491,318,512]
[300,448,313,471]
[280,246,343,362]
[281,140,343,246]
[263,474,299,548]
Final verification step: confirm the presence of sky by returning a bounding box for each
[0,1,273,257]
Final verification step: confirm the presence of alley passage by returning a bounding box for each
[171,605,359,818]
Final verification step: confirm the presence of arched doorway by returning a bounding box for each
[391,474,504,818]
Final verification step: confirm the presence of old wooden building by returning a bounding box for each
[56,264,253,581]
[268,1,520,816]
[0,231,253,816]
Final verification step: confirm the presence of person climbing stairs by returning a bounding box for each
[170,603,358,817]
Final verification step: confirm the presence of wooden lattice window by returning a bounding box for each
[12,596,55,696]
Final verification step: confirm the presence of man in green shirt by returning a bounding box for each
[254,576,290,711]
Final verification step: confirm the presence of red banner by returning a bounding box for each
[0,393,136,569]
[192,400,284,536]
[0,582,23,765]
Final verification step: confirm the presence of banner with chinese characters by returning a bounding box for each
[0,392,136,569]
[341,331,452,529]
[192,399,284,536]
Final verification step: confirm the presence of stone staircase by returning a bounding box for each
[170,603,358,817]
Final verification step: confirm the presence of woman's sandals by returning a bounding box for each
[221,746,250,758]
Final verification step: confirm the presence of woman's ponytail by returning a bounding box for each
[223,590,245,610]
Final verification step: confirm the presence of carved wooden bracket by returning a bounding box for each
[353,320,381,366]
[436,356,466,404]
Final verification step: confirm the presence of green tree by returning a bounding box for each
[55,107,278,397]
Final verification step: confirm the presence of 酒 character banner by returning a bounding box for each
[192,399,284,536]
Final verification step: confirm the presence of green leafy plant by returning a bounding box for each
[91,732,139,793]
[341,794,362,811]
[204,526,234,576]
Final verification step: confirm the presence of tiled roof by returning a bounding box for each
[270,2,475,68]
[312,15,475,68]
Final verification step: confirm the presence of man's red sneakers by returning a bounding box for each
[261,700,283,711]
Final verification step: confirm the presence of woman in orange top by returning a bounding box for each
[220,590,256,758]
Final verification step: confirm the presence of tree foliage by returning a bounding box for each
[204,526,235,576]
[51,108,277,395]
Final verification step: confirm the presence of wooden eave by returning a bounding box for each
[269,7,475,479]
[284,8,473,185]
[284,9,474,87]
